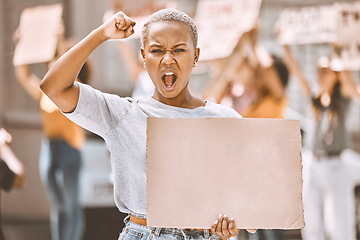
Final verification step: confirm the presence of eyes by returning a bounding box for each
[150,48,186,54]
[174,48,185,53]
[151,49,162,54]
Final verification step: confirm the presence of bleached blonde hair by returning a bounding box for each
[141,8,198,49]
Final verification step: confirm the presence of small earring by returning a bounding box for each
[193,62,196,67]
[143,62,146,68]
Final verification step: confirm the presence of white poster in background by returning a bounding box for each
[335,1,360,70]
[195,0,262,61]
[13,4,63,66]
[276,5,337,45]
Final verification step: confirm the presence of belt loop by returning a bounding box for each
[123,214,130,224]
[204,229,210,239]
[180,229,189,240]
[154,227,161,237]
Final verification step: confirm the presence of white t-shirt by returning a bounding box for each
[65,82,241,217]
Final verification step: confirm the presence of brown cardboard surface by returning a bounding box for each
[13,4,63,66]
[146,118,304,229]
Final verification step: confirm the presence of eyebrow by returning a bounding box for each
[149,43,188,48]
[174,43,187,47]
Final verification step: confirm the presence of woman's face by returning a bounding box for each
[141,21,199,102]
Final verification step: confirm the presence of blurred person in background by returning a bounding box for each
[210,25,290,240]
[284,43,360,240]
[0,128,24,240]
[215,26,288,119]
[13,25,91,240]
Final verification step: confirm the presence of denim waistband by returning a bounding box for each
[123,215,216,239]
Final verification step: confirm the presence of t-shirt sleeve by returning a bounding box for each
[0,160,15,192]
[63,83,133,139]
[228,107,242,118]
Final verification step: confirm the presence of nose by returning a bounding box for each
[162,51,175,65]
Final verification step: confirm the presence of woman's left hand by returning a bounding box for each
[210,214,256,240]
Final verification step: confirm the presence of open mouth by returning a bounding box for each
[162,72,177,89]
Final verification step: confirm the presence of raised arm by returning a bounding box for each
[283,45,311,97]
[254,45,285,100]
[13,28,42,102]
[339,70,360,104]
[40,11,136,113]
[14,64,42,102]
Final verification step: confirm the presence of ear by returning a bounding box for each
[141,48,146,61]
[194,47,200,63]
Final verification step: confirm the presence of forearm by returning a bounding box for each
[262,66,284,99]
[14,65,42,101]
[283,45,311,96]
[339,71,360,104]
[0,144,24,178]
[40,28,107,111]
[0,144,24,188]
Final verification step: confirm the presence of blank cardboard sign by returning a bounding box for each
[146,118,304,229]
[13,4,63,66]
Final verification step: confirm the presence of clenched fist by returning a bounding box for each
[98,11,136,40]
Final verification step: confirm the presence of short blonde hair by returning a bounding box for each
[141,9,198,49]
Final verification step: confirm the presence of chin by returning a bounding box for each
[160,91,180,99]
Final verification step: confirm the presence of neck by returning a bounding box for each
[153,89,205,109]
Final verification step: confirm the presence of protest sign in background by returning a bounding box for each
[277,1,360,70]
[335,1,360,70]
[13,4,63,65]
[276,5,337,45]
[195,0,262,61]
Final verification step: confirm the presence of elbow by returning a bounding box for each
[39,77,48,94]
[39,75,54,97]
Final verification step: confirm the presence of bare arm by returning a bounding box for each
[260,65,285,100]
[40,11,136,113]
[339,70,360,104]
[254,45,285,100]
[14,64,42,102]
[283,45,311,97]
[0,129,24,188]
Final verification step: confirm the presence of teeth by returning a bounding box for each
[164,72,174,76]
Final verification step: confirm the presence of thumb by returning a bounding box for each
[124,25,135,38]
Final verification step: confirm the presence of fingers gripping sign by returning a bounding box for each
[210,214,256,240]
[99,11,136,40]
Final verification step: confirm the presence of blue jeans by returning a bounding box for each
[248,229,287,240]
[119,215,221,240]
[39,139,84,240]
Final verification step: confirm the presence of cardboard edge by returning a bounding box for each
[146,117,152,226]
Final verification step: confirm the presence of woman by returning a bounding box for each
[40,9,255,240]
[13,31,90,239]
[284,44,360,240]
